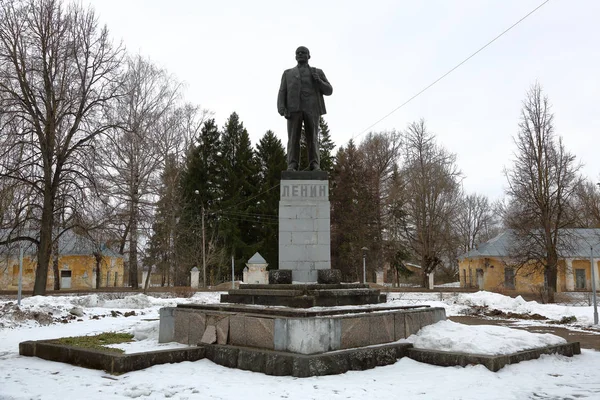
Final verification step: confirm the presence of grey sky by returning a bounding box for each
[86,0,600,200]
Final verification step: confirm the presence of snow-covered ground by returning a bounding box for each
[0,291,598,399]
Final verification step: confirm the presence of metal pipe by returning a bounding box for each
[202,205,206,288]
[362,254,366,284]
[18,241,23,306]
[591,246,598,325]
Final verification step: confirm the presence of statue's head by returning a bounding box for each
[295,46,310,64]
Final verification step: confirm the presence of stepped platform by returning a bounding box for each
[160,303,446,356]
[220,283,387,308]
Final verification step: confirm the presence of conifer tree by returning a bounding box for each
[330,140,374,281]
[299,117,335,172]
[217,112,259,276]
[255,130,287,268]
[318,118,335,175]
[146,154,181,286]
[175,118,222,285]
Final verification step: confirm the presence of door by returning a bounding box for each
[476,269,484,290]
[60,270,72,289]
[575,269,586,289]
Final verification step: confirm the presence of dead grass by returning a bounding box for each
[51,332,134,353]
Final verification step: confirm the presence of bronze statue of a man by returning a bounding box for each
[277,46,333,171]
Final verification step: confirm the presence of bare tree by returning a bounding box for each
[504,83,581,302]
[573,179,600,228]
[456,192,498,253]
[144,103,212,286]
[96,54,180,288]
[396,120,462,288]
[0,0,124,294]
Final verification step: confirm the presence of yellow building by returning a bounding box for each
[458,229,600,293]
[0,230,124,290]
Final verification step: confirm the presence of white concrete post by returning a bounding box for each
[190,267,200,289]
[141,271,148,288]
[376,270,384,285]
[565,258,575,291]
[428,272,435,290]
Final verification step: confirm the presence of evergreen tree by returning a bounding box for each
[299,117,335,172]
[175,118,222,286]
[146,154,181,286]
[330,140,374,281]
[318,117,335,175]
[217,112,260,276]
[255,130,287,268]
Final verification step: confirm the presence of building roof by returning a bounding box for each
[247,252,267,264]
[1,229,122,258]
[459,229,600,260]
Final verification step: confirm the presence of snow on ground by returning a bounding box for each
[408,320,566,355]
[0,290,599,399]
[387,290,600,327]
[434,281,461,288]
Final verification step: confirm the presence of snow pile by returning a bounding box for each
[130,319,159,341]
[0,292,223,329]
[456,291,531,311]
[453,291,594,325]
[408,320,567,355]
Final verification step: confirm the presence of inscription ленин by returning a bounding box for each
[282,184,327,198]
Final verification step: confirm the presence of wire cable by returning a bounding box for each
[199,1,551,222]
[352,0,551,140]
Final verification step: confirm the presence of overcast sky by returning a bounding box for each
[85,0,599,200]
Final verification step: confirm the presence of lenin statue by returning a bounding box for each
[277,46,333,171]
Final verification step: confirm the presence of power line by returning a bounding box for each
[352,0,551,140]
[196,2,550,224]
[216,209,279,220]
[217,182,281,213]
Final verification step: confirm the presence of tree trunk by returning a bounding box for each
[129,204,139,288]
[421,273,430,289]
[33,193,55,295]
[143,267,152,294]
[94,253,102,289]
[52,237,60,290]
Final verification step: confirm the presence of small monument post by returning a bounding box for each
[243,252,269,284]
[190,267,200,289]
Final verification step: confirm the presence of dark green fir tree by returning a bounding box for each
[255,130,287,268]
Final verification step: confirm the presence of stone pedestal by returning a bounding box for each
[279,171,330,282]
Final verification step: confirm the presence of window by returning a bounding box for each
[11,264,18,285]
[504,268,515,289]
[575,269,586,290]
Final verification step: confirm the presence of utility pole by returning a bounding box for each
[195,190,207,289]
[202,204,206,288]
[18,238,23,306]
[361,247,368,284]
[591,246,598,325]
